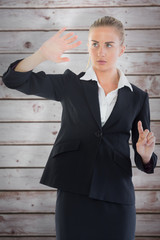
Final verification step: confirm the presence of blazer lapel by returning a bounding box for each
[81,80,102,129]
[81,80,133,130]
[102,87,133,130]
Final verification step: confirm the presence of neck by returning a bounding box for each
[93,67,119,86]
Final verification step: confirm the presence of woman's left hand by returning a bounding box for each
[136,120,156,164]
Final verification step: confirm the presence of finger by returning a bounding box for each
[62,32,74,40]
[66,35,78,44]
[137,120,143,135]
[146,136,156,146]
[144,129,150,136]
[139,129,150,142]
[67,40,82,50]
[147,131,154,141]
[56,27,67,37]
[57,57,70,63]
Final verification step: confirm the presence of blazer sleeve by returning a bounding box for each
[2,59,66,101]
[131,92,157,174]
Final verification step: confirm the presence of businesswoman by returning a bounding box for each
[2,16,157,240]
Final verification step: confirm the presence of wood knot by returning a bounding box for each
[52,131,57,135]
[44,16,50,20]
[0,216,4,222]
[0,80,4,86]
[11,229,15,234]
[24,41,32,49]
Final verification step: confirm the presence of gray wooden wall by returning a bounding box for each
[0,0,160,239]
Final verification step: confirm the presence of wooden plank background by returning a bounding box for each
[0,0,160,239]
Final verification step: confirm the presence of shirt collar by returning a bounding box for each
[80,65,133,92]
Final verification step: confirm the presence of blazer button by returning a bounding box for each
[95,130,102,138]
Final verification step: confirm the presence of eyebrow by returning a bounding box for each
[91,40,115,44]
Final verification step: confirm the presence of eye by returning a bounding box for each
[106,43,112,48]
[92,42,99,47]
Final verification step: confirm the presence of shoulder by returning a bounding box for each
[130,84,150,114]
[131,83,148,100]
[63,69,86,85]
[63,69,85,79]
[63,69,80,77]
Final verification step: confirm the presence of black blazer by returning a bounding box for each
[2,59,157,205]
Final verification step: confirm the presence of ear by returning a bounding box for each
[119,45,126,57]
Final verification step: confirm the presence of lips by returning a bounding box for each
[97,60,107,65]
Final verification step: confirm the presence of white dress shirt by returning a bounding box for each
[80,66,133,127]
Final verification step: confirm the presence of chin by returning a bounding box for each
[94,65,110,72]
[94,63,116,72]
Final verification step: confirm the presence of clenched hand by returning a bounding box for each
[136,120,156,164]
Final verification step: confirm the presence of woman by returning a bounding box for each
[2,16,157,240]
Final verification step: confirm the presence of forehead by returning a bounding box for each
[88,26,120,42]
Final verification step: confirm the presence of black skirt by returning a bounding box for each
[55,189,136,240]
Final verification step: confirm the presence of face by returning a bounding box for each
[87,26,125,73]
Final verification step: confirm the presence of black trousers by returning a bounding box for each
[55,189,136,240]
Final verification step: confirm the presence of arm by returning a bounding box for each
[14,49,46,72]
[131,92,157,174]
[2,28,81,101]
[14,27,81,72]
[2,58,67,101]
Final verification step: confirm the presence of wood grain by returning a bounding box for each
[0,213,160,236]
[0,191,57,213]
[0,145,159,168]
[0,122,61,145]
[0,238,56,240]
[0,30,160,53]
[136,214,160,236]
[0,0,160,8]
[1,53,160,76]
[0,8,160,30]
[128,75,160,98]
[133,167,160,190]
[0,99,159,121]
[0,2,160,239]
[135,191,160,213]
[0,238,158,240]
[1,75,160,99]
[0,168,159,191]
[0,214,56,235]
[0,122,159,145]
[0,145,53,167]
[0,100,62,121]
[135,238,160,240]
[0,238,159,240]
[0,190,159,213]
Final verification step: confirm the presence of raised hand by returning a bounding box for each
[136,120,156,164]
[39,27,82,63]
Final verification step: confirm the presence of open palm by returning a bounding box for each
[39,27,82,63]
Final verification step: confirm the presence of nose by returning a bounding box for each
[98,46,106,57]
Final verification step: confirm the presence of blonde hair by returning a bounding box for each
[86,16,125,70]
[89,16,125,46]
